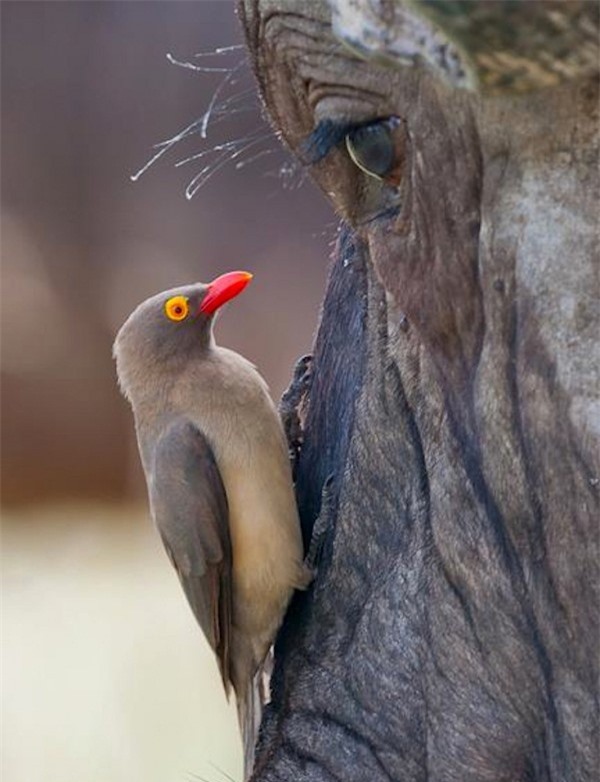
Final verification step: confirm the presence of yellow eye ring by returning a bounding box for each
[164,295,189,322]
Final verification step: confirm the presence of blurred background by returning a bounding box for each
[1,2,333,780]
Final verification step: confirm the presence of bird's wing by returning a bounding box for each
[148,418,233,692]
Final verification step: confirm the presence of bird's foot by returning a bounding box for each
[279,354,312,477]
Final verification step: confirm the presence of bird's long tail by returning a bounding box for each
[236,651,273,781]
[237,674,260,780]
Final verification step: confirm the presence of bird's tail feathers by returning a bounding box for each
[237,667,264,781]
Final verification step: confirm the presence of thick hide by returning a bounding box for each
[239,2,599,780]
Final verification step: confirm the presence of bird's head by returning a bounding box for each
[113,271,253,401]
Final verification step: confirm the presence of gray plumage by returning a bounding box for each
[113,278,309,777]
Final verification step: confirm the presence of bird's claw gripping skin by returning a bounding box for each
[279,357,334,575]
[279,354,312,479]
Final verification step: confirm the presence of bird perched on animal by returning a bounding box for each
[113,271,310,776]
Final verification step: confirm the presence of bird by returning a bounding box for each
[113,271,310,776]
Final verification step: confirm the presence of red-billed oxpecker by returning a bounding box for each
[113,271,309,775]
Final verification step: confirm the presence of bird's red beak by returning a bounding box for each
[199,271,253,315]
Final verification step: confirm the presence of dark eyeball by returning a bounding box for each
[345,117,404,185]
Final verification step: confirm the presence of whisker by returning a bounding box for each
[235,147,275,169]
[193,44,245,57]
[213,87,257,110]
[212,104,257,119]
[153,101,255,156]
[166,52,233,73]
[130,116,205,181]
[184,136,272,195]
[200,61,246,138]
[130,43,274,195]
[208,760,238,782]
[185,134,272,199]
[175,131,264,168]
[130,63,250,181]
[185,773,214,782]
[200,98,259,126]
[184,148,240,198]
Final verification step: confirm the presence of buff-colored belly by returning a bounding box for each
[221,461,303,635]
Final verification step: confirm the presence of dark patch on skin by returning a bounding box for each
[293,224,369,550]
[255,225,369,774]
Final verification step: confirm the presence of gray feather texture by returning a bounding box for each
[150,419,233,691]
[114,280,309,778]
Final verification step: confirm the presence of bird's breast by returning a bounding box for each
[216,431,304,638]
[173,350,305,628]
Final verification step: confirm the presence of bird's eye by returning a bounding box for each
[345,117,404,185]
[164,295,189,322]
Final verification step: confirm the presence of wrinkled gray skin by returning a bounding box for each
[237,1,599,781]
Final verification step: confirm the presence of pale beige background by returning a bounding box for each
[3,506,243,782]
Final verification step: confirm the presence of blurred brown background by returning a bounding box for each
[1,0,331,507]
[1,3,332,781]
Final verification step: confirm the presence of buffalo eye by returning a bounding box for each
[345,117,404,185]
